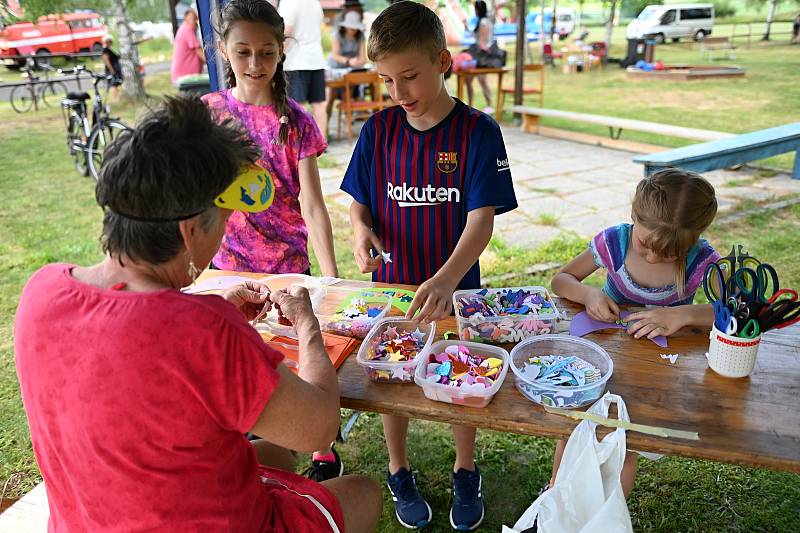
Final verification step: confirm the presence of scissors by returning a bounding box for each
[737,317,761,338]
[715,245,761,286]
[703,263,737,333]
[758,289,800,331]
[727,263,780,304]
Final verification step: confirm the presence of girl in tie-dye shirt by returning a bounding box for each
[547,168,720,501]
[203,1,337,278]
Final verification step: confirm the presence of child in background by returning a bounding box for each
[549,168,720,497]
[204,0,341,482]
[340,2,517,529]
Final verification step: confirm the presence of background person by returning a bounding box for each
[171,8,206,85]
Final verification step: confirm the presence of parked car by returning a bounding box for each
[626,3,714,43]
[0,11,107,68]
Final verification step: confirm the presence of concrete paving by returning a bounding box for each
[320,122,800,249]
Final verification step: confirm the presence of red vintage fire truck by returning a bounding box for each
[0,12,107,67]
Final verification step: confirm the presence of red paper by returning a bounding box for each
[259,332,358,373]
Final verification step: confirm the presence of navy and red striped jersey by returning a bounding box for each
[340,99,517,289]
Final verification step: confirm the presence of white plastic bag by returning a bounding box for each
[503,393,634,533]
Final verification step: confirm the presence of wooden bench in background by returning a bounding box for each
[700,36,737,60]
[510,106,732,149]
[634,122,800,179]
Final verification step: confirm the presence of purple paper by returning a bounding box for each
[570,311,668,348]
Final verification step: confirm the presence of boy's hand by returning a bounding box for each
[354,227,384,274]
[626,307,685,339]
[585,287,620,323]
[405,276,456,323]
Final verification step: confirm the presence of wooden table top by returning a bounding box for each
[454,67,511,76]
[198,271,800,473]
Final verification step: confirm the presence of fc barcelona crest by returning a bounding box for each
[437,151,458,173]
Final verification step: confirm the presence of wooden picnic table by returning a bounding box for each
[453,67,508,121]
[201,271,800,473]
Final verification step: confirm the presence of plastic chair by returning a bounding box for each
[337,71,385,142]
[543,42,562,68]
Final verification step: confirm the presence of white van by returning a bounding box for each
[626,4,714,43]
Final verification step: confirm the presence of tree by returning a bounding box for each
[110,0,144,99]
[605,0,619,49]
[748,0,800,41]
[18,0,145,99]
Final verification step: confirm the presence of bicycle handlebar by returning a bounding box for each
[57,65,112,84]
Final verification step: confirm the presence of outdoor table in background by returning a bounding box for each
[454,66,507,121]
[201,270,800,473]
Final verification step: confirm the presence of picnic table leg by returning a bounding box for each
[495,71,504,121]
[793,149,800,179]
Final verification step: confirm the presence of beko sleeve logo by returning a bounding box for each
[387,183,461,207]
[497,158,510,172]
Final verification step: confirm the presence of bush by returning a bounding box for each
[712,0,737,19]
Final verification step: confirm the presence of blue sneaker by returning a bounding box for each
[387,467,433,529]
[450,466,484,531]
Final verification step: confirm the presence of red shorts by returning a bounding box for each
[258,466,345,532]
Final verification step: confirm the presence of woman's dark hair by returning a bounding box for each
[214,0,291,144]
[96,95,260,266]
[473,1,488,34]
[338,25,363,41]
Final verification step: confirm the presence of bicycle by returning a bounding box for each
[10,60,69,113]
[59,65,130,180]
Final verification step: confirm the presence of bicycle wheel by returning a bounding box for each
[88,120,130,180]
[67,112,90,177]
[40,81,68,108]
[10,85,33,113]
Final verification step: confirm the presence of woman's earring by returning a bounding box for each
[187,255,201,284]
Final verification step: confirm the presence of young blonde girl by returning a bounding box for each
[203,0,341,482]
[549,168,721,497]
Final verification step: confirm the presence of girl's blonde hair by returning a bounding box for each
[214,0,291,144]
[631,168,718,297]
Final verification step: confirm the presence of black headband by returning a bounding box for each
[107,208,206,223]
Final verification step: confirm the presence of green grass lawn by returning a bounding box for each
[1,60,799,530]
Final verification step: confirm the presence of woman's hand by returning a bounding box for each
[270,286,318,331]
[626,307,686,339]
[222,281,271,320]
[584,287,620,322]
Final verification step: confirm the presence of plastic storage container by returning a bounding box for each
[357,318,436,383]
[510,335,613,409]
[253,274,327,338]
[317,287,393,339]
[414,340,510,408]
[453,286,560,344]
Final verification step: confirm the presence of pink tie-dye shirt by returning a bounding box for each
[203,89,327,274]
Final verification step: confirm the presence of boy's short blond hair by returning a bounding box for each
[367,1,446,62]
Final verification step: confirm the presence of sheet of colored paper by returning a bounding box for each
[356,288,416,314]
[570,310,668,348]
[259,332,358,373]
[334,290,395,313]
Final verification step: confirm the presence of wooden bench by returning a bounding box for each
[510,105,732,142]
[700,36,737,61]
[634,122,800,179]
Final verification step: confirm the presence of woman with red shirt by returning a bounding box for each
[13,95,381,532]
